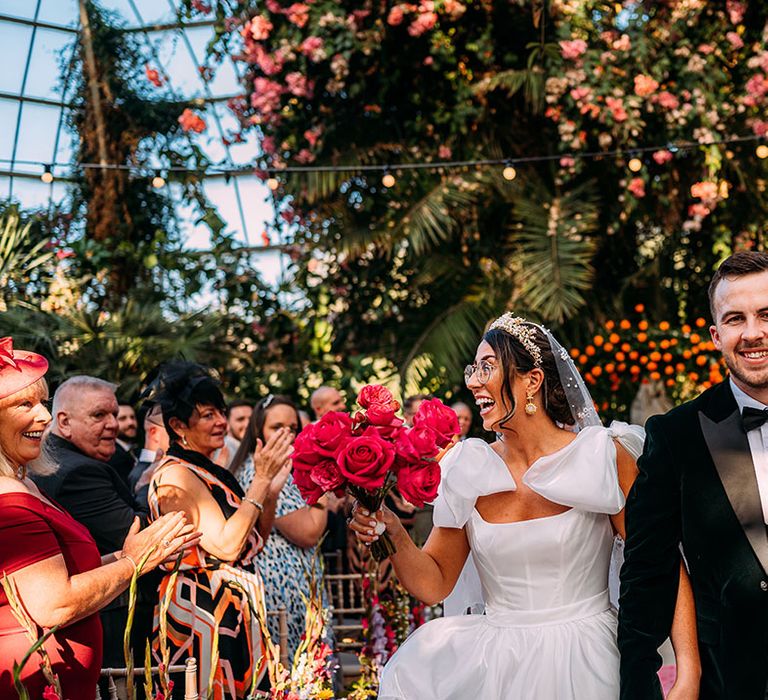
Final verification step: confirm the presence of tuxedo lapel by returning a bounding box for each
[700,406,768,575]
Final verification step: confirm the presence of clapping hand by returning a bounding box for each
[252,426,294,483]
[121,513,202,573]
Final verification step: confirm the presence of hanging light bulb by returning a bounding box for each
[151,171,166,189]
[266,174,280,191]
[382,169,396,188]
[40,165,53,184]
[502,161,517,181]
[628,157,643,172]
[757,144,768,159]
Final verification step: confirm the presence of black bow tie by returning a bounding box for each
[742,406,768,432]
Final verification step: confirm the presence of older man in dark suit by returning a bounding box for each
[619,251,768,699]
[33,376,152,678]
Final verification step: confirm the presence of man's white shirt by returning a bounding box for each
[730,377,768,524]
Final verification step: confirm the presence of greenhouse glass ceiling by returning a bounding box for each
[0,0,284,284]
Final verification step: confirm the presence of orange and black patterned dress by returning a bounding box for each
[148,445,269,699]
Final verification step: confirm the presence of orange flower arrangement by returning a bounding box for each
[572,313,726,420]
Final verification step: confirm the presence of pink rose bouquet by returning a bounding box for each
[292,384,459,560]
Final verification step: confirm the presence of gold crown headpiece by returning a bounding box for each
[488,313,543,367]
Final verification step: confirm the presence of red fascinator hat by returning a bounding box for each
[0,337,49,400]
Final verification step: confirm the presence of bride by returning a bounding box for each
[350,313,700,699]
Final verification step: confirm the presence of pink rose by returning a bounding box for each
[726,32,744,49]
[249,15,273,40]
[633,74,659,97]
[358,384,395,409]
[652,149,673,165]
[285,72,313,98]
[337,431,395,489]
[605,96,628,122]
[397,460,441,508]
[655,91,679,109]
[408,11,437,36]
[300,36,325,61]
[727,0,746,24]
[286,2,310,27]
[752,120,768,136]
[387,5,406,26]
[438,145,452,159]
[413,398,459,448]
[690,181,718,202]
[628,177,645,198]
[313,411,353,458]
[688,203,711,218]
[559,39,587,61]
[310,459,346,492]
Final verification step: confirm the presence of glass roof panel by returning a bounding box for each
[0,0,280,274]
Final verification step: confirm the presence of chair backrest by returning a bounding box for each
[324,572,366,650]
[266,605,290,668]
[96,661,193,699]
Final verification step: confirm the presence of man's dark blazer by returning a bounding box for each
[619,380,768,699]
[34,434,148,553]
[108,442,137,489]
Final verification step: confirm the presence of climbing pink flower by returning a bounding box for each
[248,15,273,40]
[652,150,673,165]
[628,178,645,198]
[634,74,659,97]
[559,39,587,60]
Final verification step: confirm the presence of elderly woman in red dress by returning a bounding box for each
[0,338,199,699]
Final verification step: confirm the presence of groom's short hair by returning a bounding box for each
[708,251,768,320]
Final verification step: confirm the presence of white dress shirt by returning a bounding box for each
[730,378,768,523]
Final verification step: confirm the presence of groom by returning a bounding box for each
[619,251,768,699]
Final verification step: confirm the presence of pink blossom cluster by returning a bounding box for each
[177,108,206,133]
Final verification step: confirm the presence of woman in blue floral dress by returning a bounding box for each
[229,395,329,657]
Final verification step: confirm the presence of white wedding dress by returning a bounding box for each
[378,424,643,700]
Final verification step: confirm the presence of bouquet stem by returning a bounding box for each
[349,484,397,562]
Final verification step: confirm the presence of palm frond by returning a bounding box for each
[400,297,490,394]
[508,178,599,324]
[0,211,53,287]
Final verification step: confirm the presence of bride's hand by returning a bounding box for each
[348,502,399,546]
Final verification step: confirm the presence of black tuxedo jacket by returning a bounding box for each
[33,434,149,555]
[618,381,768,699]
[108,442,137,489]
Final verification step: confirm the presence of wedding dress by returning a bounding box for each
[378,423,643,700]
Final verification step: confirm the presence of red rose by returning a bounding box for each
[371,416,405,441]
[358,384,396,409]
[337,429,395,489]
[310,458,346,492]
[397,460,441,508]
[313,411,353,457]
[394,429,419,468]
[407,426,439,459]
[366,402,398,426]
[292,424,324,470]
[293,462,325,504]
[413,398,460,448]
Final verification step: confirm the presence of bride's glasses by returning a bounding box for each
[464,360,495,386]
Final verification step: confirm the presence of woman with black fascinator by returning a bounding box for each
[146,362,293,699]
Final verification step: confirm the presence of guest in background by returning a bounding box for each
[128,403,169,510]
[230,394,329,658]
[149,362,292,699]
[451,401,473,440]
[298,409,312,429]
[0,338,197,699]
[310,386,346,419]
[402,394,430,427]
[34,376,156,675]
[109,402,138,486]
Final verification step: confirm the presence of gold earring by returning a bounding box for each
[525,393,537,416]
[181,434,189,446]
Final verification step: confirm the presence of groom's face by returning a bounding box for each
[711,270,768,392]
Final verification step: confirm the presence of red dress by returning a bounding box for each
[0,492,103,699]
